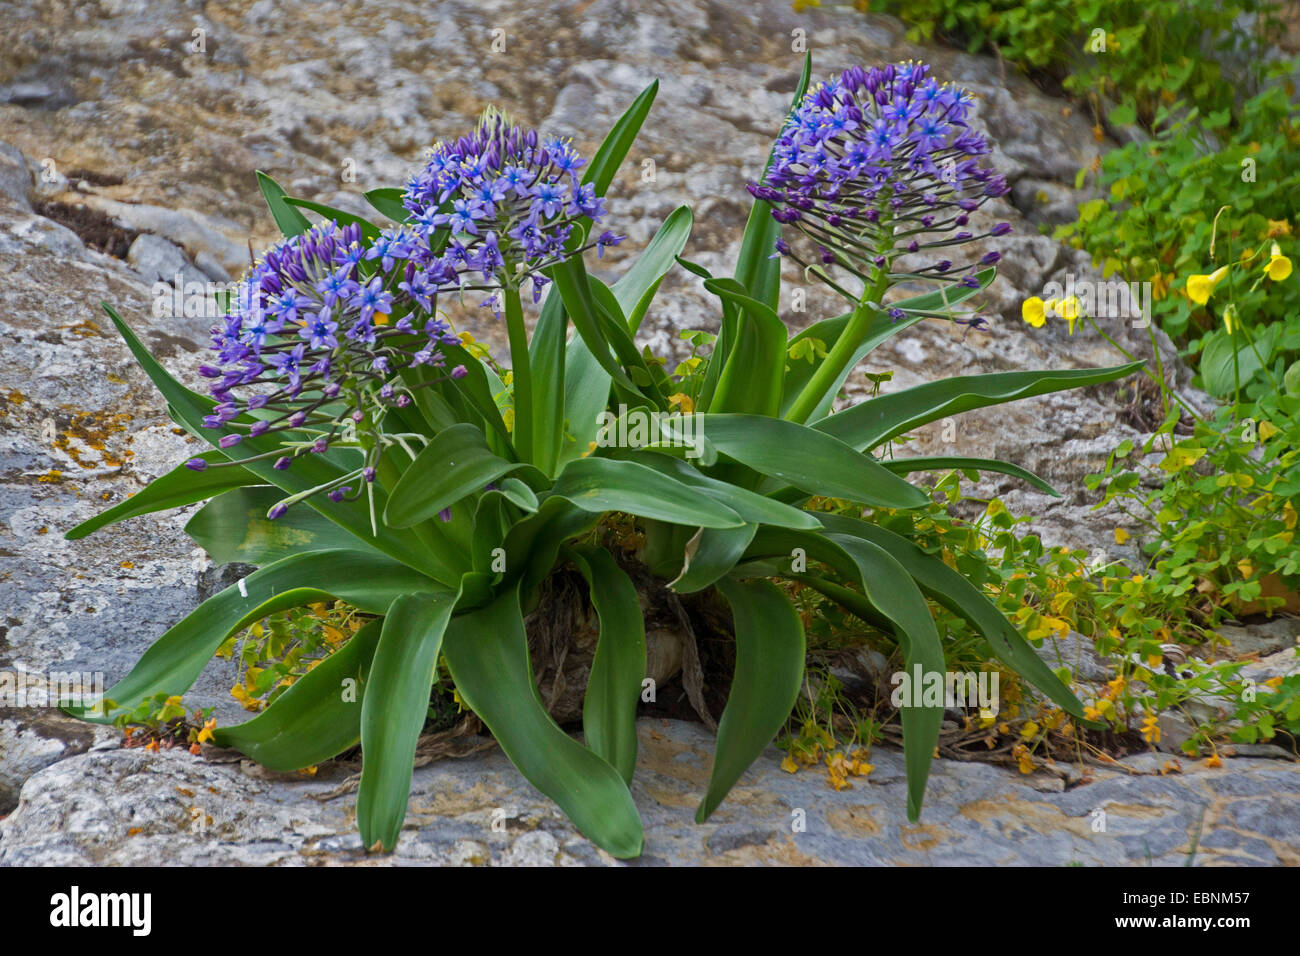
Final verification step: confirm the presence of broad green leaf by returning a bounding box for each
[617,205,693,332]
[528,275,570,475]
[669,524,757,594]
[880,456,1061,497]
[211,618,383,770]
[569,546,645,784]
[825,533,946,820]
[256,171,312,238]
[704,280,786,417]
[697,576,805,821]
[442,586,644,858]
[815,362,1146,452]
[734,53,811,311]
[385,424,535,529]
[816,514,1086,719]
[582,80,658,198]
[550,257,641,394]
[625,452,821,529]
[548,456,745,528]
[669,414,929,509]
[69,549,437,721]
[186,486,389,564]
[358,591,457,851]
[501,496,601,600]
[66,451,260,540]
[283,197,381,240]
[364,187,409,223]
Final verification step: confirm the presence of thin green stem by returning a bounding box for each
[785,269,889,425]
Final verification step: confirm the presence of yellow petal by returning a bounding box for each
[1114,527,1130,544]
[1021,296,1046,328]
[1267,254,1292,282]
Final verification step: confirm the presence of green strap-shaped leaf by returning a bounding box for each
[363,187,409,223]
[815,513,1086,719]
[528,273,571,475]
[704,280,787,417]
[582,80,658,197]
[256,171,313,238]
[358,590,457,851]
[668,413,929,509]
[733,52,811,311]
[442,585,644,858]
[780,269,995,422]
[385,424,537,529]
[283,197,381,241]
[501,496,602,599]
[66,451,261,540]
[186,486,389,565]
[68,549,440,721]
[824,533,947,821]
[548,456,745,528]
[101,304,451,581]
[211,617,383,770]
[669,524,758,594]
[619,205,693,333]
[697,576,805,821]
[569,546,645,784]
[815,362,1146,453]
[623,452,821,530]
[880,455,1061,497]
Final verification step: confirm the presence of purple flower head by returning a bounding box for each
[402,108,617,302]
[749,61,1008,303]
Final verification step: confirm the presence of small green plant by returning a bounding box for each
[1054,70,1300,402]
[216,600,374,712]
[853,0,1282,129]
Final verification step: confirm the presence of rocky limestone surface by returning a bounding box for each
[0,0,1281,860]
[2,719,1296,866]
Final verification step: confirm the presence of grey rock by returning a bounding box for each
[126,233,210,286]
[2,719,1296,866]
[1218,617,1300,659]
[0,141,32,210]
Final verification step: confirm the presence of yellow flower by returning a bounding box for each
[1265,242,1292,281]
[667,392,695,413]
[1223,303,1238,335]
[1186,265,1230,305]
[1114,527,1130,544]
[780,755,799,774]
[1140,711,1161,745]
[1150,272,1169,301]
[1021,296,1046,328]
[1046,296,1083,334]
[196,716,217,744]
[1265,219,1292,239]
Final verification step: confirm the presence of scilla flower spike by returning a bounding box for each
[751,61,1012,423]
[402,107,623,462]
[192,220,466,529]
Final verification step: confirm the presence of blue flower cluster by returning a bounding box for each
[748,61,1011,306]
[187,116,622,518]
[189,220,465,508]
[402,110,623,304]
